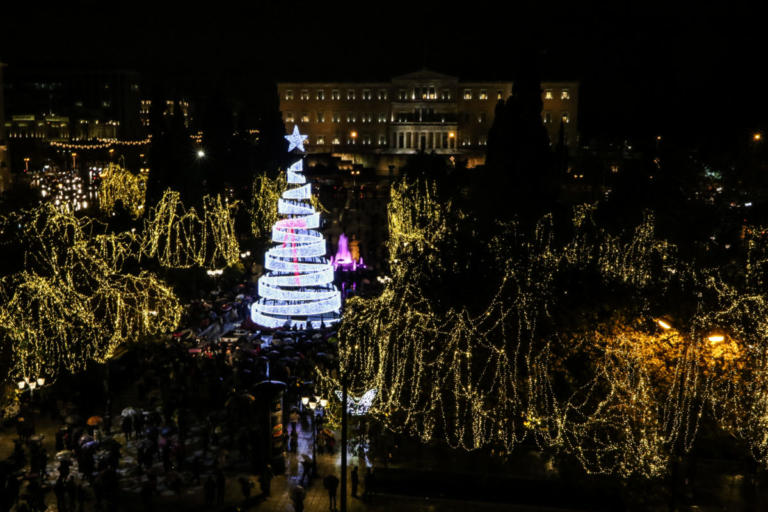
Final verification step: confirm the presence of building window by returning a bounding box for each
[478,113,486,123]
[317,112,325,123]
[317,136,325,145]
[378,134,387,146]
[362,89,372,100]
[301,112,310,123]
[332,112,341,123]
[561,111,570,123]
[362,134,372,145]
[479,89,488,100]
[316,89,325,100]
[332,89,340,100]
[543,111,551,124]
[378,89,388,100]
[561,89,570,100]
[347,89,356,100]
[346,112,356,122]
[398,133,404,148]
[426,87,435,100]
[441,89,451,100]
[497,90,503,100]
[398,89,407,101]
[463,89,472,100]
[347,136,357,145]
[300,90,310,100]
[544,89,553,100]
[377,113,387,123]
[285,112,295,123]
[332,137,341,145]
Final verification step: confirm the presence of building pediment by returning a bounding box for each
[392,69,458,83]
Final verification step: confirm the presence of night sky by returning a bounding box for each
[1,2,762,145]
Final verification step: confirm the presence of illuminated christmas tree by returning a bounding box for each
[251,126,341,329]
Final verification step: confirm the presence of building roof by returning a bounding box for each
[391,68,457,82]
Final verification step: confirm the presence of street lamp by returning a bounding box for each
[197,149,205,158]
[657,319,672,330]
[753,132,762,142]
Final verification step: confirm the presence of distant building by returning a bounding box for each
[0,62,10,191]
[277,69,578,172]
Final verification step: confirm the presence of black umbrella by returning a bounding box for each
[64,415,83,426]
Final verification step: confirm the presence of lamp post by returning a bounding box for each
[18,376,45,400]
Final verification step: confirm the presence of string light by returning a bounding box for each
[316,188,768,477]
[139,189,240,270]
[98,163,148,219]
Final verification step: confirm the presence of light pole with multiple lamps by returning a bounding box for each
[301,394,329,477]
[17,376,45,400]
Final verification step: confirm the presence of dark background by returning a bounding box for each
[1,2,763,146]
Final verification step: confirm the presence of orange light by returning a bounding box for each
[657,319,672,330]
[754,133,762,142]
[708,334,725,344]
[350,131,358,138]
[448,132,455,138]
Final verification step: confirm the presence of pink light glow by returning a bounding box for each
[331,233,365,271]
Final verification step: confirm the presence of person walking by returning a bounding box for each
[238,476,253,500]
[215,468,226,505]
[323,473,340,511]
[351,465,359,498]
[290,485,305,512]
[203,475,216,507]
[259,465,274,497]
[363,467,374,502]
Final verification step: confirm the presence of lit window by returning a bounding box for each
[561,111,569,123]
[378,89,388,100]
[285,90,294,100]
[332,137,340,145]
[428,87,436,100]
[362,89,372,100]
[316,89,325,100]
[398,89,407,100]
[378,134,387,145]
[332,89,340,100]
[332,112,341,123]
[497,90,503,100]
[347,89,356,100]
[300,90,310,100]
[544,89,553,100]
[346,112,356,122]
[301,112,310,123]
[362,135,372,145]
[317,112,325,123]
[463,89,472,100]
[377,113,387,123]
[317,136,325,145]
[285,112,295,123]
[561,89,570,100]
[479,89,488,100]
[441,89,451,100]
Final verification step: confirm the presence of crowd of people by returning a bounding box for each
[0,278,376,512]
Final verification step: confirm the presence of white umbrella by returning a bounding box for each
[121,407,138,417]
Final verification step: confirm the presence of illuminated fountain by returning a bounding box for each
[331,233,365,271]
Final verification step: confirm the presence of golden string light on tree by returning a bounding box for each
[317,180,768,477]
[98,164,148,218]
[139,189,240,269]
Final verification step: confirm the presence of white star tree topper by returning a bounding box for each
[285,125,308,152]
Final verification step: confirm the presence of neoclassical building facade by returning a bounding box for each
[277,69,578,172]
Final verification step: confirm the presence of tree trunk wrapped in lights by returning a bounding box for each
[251,126,341,330]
